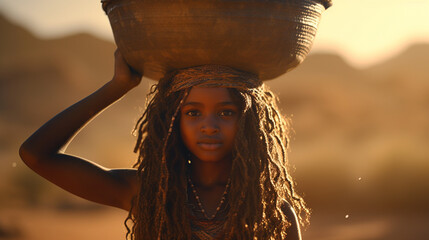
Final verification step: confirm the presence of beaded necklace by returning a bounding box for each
[187,177,230,220]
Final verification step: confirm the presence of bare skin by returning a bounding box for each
[19,50,140,211]
[180,87,239,216]
[19,50,301,239]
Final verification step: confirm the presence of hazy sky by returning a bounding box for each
[1,0,428,68]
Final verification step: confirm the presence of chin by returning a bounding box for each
[193,152,230,163]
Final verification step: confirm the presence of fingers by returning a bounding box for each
[112,49,142,89]
[114,49,127,67]
[114,49,142,77]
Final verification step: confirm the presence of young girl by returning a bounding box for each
[20,50,309,239]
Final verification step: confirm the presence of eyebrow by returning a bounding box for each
[182,101,237,107]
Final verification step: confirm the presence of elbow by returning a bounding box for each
[19,141,43,169]
[20,135,61,170]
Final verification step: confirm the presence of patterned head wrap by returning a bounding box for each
[167,65,262,95]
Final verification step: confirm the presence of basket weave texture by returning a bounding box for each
[102,0,332,81]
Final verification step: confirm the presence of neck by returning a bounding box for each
[190,156,232,189]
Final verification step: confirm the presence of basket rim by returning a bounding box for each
[101,0,333,14]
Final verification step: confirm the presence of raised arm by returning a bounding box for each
[19,50,141,211]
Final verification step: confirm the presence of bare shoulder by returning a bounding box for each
[281,200,302,240]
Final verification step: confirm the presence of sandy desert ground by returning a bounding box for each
[1,207,428,240]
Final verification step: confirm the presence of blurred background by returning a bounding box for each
[1,0,428,239]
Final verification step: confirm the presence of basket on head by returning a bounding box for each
[102,0,332,81]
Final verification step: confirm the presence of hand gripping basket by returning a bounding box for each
[102,0,332,81]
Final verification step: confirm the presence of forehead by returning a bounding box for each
[184,87,234,103]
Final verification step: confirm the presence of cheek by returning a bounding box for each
[180,119,196,144]
[179,120,187,141]
[225,119,240,141]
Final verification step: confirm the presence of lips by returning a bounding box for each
[197,139,223,150]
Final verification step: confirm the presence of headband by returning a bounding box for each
[167,65,262,95]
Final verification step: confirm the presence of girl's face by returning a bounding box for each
[180,87,240,163]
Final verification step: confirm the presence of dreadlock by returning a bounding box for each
[124,65,310,239]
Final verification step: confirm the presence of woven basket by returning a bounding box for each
[102,0,332,81]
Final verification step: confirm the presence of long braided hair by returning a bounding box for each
[125,65,310,239]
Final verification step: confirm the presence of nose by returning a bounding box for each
[201,114,219,135]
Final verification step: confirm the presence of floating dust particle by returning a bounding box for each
[12,162,17,168]
[345,214,350,219]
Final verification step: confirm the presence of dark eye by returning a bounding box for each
[219,110,235,117]
[186,110,200,117]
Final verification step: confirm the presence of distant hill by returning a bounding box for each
[367,43,429,79]
[0,14,40,55]
[0,14,140,125]
[0,14,147,187]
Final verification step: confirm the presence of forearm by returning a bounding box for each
[20,80,131,161]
